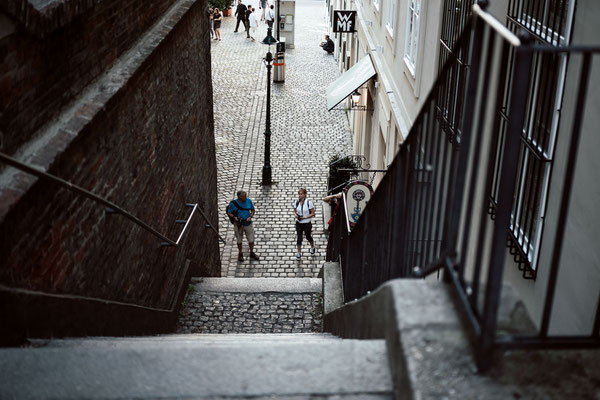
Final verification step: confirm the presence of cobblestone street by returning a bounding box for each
[212,0,352,277]
[177,279,322,334]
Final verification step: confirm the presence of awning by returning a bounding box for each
[326,55,376,111]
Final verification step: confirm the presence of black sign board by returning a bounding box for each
[333,10,357,33]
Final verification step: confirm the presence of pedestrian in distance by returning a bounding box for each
[213,8,222,40]
[293,187,316,259]
[265,4,275,29]
[234,0,248,32]
[259,0,267,20]
[208,8,215,39]
[227,190,260,262]
[320,35,334,54]
[245,5,253,38]
[248,8,259,41]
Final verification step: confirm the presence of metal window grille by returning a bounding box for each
[437,0,475,143]
[508,0,570,45]
[487,0,572,278]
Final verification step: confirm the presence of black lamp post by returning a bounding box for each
[262,27,277,44]
[261,51,273,185]
[276,0,281,41]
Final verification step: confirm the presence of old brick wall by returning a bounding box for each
[0,0,174,157]
[0,0,219,328]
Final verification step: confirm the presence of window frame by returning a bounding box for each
[385,0,397,36]
[404,0,422,77]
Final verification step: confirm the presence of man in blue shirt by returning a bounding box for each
[227,190,260,262]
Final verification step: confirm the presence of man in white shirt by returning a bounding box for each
[248,8,259,40]
[265,4,275,29]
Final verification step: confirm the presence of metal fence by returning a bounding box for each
[326,3,600,370]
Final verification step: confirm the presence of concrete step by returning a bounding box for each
[0,335,393,399]
[29,333,341,348]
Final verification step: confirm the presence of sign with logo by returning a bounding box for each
[333,10,357,33]
[344,180,374,226]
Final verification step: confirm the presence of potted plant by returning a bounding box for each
[209,0,231,15]
[327,154,361,193]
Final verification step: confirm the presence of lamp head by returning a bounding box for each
[351,90,361,107]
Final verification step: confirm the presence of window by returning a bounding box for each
[488,0,573,278]
[508,0,570,45]
[404,0,421,76]
[386,0,397,35]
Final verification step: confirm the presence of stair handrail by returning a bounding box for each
[0,151,225,246]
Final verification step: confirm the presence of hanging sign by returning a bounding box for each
[333,10,357,33]
[344,180,374,226]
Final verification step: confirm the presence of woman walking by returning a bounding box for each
[213,8,222,40]
[293,188,316,259]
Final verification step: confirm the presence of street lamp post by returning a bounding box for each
[262,51,273,185]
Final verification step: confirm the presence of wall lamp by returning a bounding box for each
[349,89,372,111]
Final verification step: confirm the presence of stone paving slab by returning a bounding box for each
[211,0,352,277]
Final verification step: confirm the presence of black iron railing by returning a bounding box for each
[327,2,600,370]
[0,152,225,245]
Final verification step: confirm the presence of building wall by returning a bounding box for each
[329,0,443,188]
[501,0,600,335]
[0,0,219,338]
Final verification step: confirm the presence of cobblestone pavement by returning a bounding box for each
[177,291,322,334]
[211,0,352,277]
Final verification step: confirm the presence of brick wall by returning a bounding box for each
[0,0,175,156]
[0,0,219,334]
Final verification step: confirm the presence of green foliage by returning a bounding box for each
[208,0,229,10]
[328,154,360,192]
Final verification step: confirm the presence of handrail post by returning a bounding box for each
[477,35,534,371]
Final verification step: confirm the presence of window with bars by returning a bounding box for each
[436,0,474,143]
[487,0,573,279]
[508,0,570,45]
[404,0,422,76]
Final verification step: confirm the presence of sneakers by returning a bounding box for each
[310,247,316,255]
[296,252,301,260]
[238,253,244,262]
[250,252,260,261]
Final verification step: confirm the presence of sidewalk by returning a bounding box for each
[212,0,352,278]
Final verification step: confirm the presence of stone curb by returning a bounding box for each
[190,277,321,293]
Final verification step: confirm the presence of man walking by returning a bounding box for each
[234,0,247,33]
[227,190,260,262]
[244,4,253,38]
[259,0,267,20]
[265,4,275,30]
[248,7,259,41]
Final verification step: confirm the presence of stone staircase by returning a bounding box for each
[0,333,394,399]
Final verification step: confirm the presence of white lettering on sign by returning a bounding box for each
[333,10,356,33]
[336,12,353,31]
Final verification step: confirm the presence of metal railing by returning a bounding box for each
[0,152,225,246]
[326,3,600,370]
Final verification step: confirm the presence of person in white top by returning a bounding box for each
[293,187,316,259]
[265,4,275,29]
[248,7,259,40]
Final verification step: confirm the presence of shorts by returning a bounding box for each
[234,222,255,244]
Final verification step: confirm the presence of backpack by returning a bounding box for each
[226,199,252,224]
